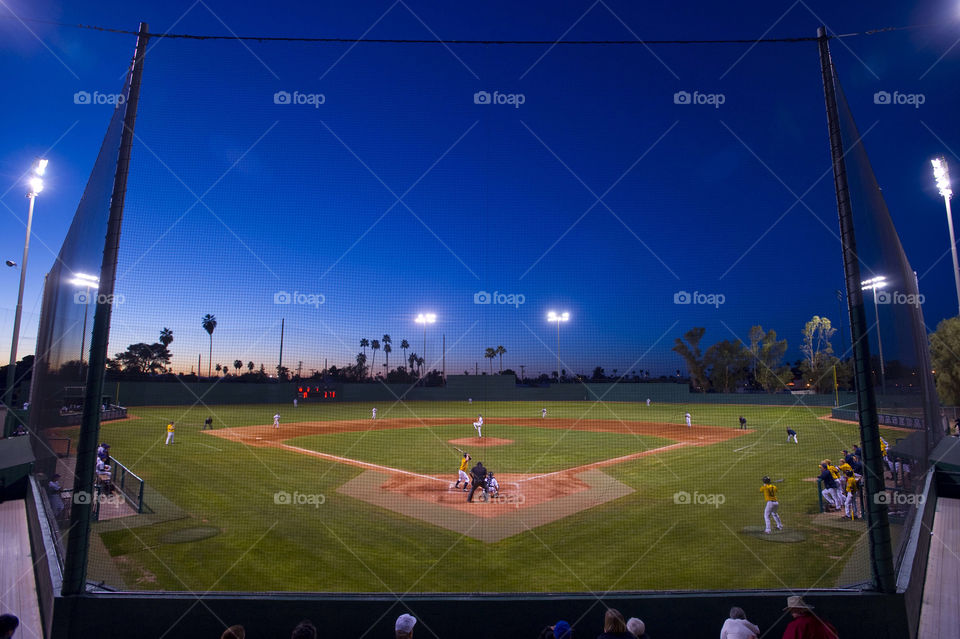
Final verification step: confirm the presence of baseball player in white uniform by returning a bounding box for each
[487,472,500,498]
[372,407,377,420]
[473,414,484,438]
[646,398,651,406]
[541,407,547,418]
[685,412,692,428]
[273,413,280,429]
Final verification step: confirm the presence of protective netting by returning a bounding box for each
[21,34,944,596]
[28,75,129,555]
[834,77,943,579]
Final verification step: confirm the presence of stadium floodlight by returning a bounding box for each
[547,311,570,382]
[932,157,960,314]
[70,274,100,371]
[4,158,48,411]
[861,276,887,393]
[415,313,436,379]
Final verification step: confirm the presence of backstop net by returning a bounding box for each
[18,27,950,600]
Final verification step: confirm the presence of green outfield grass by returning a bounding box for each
[287,425,673,474]
[77,401,909,593]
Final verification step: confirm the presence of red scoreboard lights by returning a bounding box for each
[297,386,336,400]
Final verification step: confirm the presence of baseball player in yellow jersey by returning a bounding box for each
[843,470,861,519]
[761,476,782,534]
[165,421,175,445]
[824,460,843,509]
[455,453,471,491]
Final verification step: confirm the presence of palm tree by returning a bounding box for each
[234,359,243,373]
[408,351,419,376]
[159,327,173,348]
[382,334,392,370]
[370,340,380,378]
[400,339,409,366]
[495,345,506,373]
[417,356,425,377]
[355,352,367,378]
[247,361,255,372]
[484,347,497,374]
[360,338,369,362]
[215,363,222,375]
[201,314,217,377]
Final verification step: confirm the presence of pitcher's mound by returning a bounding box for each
[449,437,513,447]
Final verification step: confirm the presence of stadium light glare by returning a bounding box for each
[932,157,960,314]
[28,176,43,195]
[70,274,99,372]
[34,158,49,177]
[860,276,887,392]
[547,311,570,382]
[415,313,436,380]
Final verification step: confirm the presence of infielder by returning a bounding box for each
[738,415,747,430]
[273,413,280,429]
[455,453,471,491]
[165,421,175,445]
[761,476,783,534]
[473,414,484,438]
[541,407,547,419]
[786,428,798,444]
[372,407,377,420]
[203,416,213,430]
[685,412,692,428]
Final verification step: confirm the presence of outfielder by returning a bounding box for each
[541,407,547,419]
[372,407,377,420]
[786,427,798,444]
[646,398,651,406]
[165,421,175,445]
[455,452,471,491]
[685,412,692,428]
[473,414,484,438]
[761,476,783,534]
[273,413,280,429]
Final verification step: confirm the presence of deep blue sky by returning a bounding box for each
[1,1,959,378]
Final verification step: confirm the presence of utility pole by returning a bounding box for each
[278,317,284,376]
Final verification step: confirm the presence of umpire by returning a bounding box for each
[467,461,488,503]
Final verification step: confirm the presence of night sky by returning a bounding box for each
[1,1,959,378]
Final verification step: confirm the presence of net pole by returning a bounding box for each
[62,21,150,597]
[817,26,895,593]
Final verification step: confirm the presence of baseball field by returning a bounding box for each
[72,400,909,593]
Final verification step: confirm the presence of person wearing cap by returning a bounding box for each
[290,619,316,639]
[780,596,838,639]
[818,463,840,511]
[46,474,64,517]
[553,620,572,639]
[395,613,416,638]
[761,476,783,534]
[626,616,649,639]
[719,606,759,639]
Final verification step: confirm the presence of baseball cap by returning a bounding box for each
[395,614,417,633]
[553,620,571,639]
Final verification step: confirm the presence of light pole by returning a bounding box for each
[4,158,47,412]
[932,157,960,315]
[861,276,887,393]
[415,313,435,380]
[69,273,100,379]
[547,311,569,382]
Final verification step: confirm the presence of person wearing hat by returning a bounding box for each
[761,476,783,534]
[0,614,20,639]
[553,620,572,639]
[395,613,416,638]
[46,474,64,517]
[780,596,837,638]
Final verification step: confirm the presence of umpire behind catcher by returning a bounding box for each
[467,461,489,503]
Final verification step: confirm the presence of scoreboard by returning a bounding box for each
[297,385,337,400]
